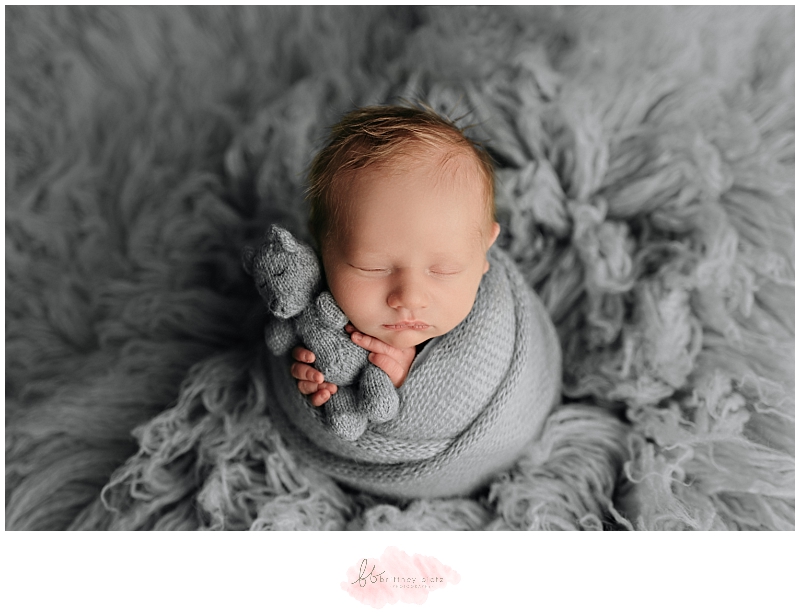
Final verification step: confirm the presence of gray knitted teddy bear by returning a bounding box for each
[242,224,399,441]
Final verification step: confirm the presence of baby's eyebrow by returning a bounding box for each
[346,249,389,260]
[429,255,466,264]
[354,247,463,258]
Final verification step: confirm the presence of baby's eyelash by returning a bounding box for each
[356,267,389,273]
[430,270,460,276]
[351,265,459,276]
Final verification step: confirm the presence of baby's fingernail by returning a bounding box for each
[352,332,361,341]
[315,374,324,383]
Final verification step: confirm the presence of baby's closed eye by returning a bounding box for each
[349,263,390,273]
[428,268,461,277]
[349,263,463,278]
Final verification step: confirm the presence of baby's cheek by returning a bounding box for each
[327,276,363,316]
[333,287,383,336]
[444,284,479,328]
[355,318,388,342]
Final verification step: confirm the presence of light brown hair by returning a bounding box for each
[306,103,495,250]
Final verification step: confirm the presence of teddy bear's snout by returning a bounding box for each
[269,297,286,316]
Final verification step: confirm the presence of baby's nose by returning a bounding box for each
[387,272,428,310]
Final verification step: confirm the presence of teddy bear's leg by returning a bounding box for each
[325,386,368,442]
[359,363,400,424]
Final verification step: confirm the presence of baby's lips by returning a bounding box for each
[382,321,430,330]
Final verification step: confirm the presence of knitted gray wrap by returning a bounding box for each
[263,244,563,499]
[243,225,399,441]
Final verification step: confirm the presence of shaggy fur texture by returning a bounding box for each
[5,6,794,530]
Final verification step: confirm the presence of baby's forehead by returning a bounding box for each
[391,141,482,175]
[323,141,493,248]
[346,143,488,199]
[334,155,488,243]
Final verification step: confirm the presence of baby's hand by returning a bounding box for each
[291,347,338,407]
[345,324,416,388]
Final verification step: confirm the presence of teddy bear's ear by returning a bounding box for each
[269,225,299,254]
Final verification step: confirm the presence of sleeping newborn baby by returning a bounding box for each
[293,104,501,406]
[261,104,562,499]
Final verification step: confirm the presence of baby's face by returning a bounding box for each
[322,153,500,350]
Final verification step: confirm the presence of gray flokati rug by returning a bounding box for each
[5,6,794,530]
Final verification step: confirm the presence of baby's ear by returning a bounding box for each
[484,222,500,273]
[487,222,501,248]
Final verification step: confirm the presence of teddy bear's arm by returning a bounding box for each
[316,292,349,330]
[359,363,400,424]
[264,317,298,356]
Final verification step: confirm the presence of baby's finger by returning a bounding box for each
[344,323,356,334]
[297,379,338,396]
[322,382,338,394]
[292,346,315,364]
[310,389,331,407]
[297,379,321,396]
[367,352,406,388]
[291,361,324,384]
[351,331,396,357]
